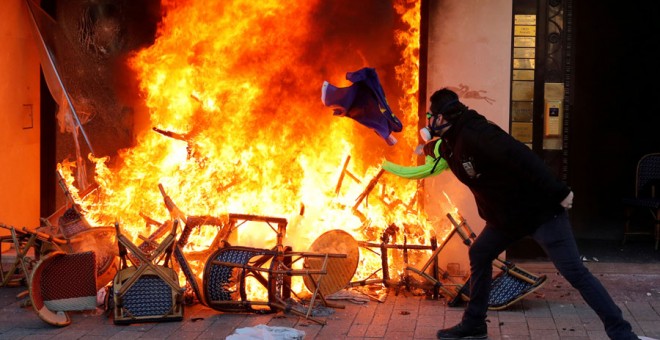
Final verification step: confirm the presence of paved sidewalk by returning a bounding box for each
[1,261,659,339]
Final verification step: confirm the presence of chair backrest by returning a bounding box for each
[30,251,97,326]
[636,153,660,198]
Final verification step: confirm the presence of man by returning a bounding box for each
[422,88,640,340]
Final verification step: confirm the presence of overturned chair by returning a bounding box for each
[155,184,348,324]
[445,214,547,310]
[198,214,347,325]
[405,214,547,310]
[112,220,185,324]
[30,250,98,326]
[203,245,345,325]
[1,224,45,288]
[1,224,98,326]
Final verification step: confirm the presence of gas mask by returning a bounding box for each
[419,112,451,142]
[420,98,459,142]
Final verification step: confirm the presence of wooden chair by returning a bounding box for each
[0,226,41,288]
[622,153,660,250]
[112,221,185,324]
[203,245,343,325]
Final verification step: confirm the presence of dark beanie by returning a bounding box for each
[430,88,464,122]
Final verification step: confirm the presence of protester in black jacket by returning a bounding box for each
[423,88,640,340]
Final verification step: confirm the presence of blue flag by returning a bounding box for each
[322,67,403,145]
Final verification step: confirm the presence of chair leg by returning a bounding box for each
[655,209,660,251]
[2,232,38,287]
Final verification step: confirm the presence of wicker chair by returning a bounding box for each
[29,251,98,326]
[622,153,660,250]
[112,221,184,324]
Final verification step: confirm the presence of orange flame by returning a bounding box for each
[59,0,454,296]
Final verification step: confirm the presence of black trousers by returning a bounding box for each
[463,211,637,340]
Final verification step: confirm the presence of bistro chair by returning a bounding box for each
[112,220,184,324]
[29,250,98,326]
[621,153,660,250]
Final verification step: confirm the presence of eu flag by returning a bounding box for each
[322,67,403,145]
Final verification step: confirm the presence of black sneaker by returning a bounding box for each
[436,321,488,339]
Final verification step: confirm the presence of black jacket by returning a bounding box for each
[432,109,570,236]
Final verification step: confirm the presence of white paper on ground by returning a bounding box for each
[226,324,305,340]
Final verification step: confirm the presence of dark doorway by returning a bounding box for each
[508,1,660,260]
[569,2,660,242]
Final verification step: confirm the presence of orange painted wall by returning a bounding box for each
[0,0,41,237]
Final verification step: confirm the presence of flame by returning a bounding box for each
[394,0,422,145]
[58,0,457,300]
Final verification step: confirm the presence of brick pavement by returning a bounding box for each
[1,261,659,339]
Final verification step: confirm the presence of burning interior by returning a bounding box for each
[2,0,499,326]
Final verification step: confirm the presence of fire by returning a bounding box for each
[58,0,452,300]
[394,0,422,144]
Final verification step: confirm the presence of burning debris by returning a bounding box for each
[2,153,451,326]
[3,0,508,329]
[2,157,548,327]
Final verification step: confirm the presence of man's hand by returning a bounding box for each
[423,139,441,158]
[414,144,425,156]
[560,191,574,209]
